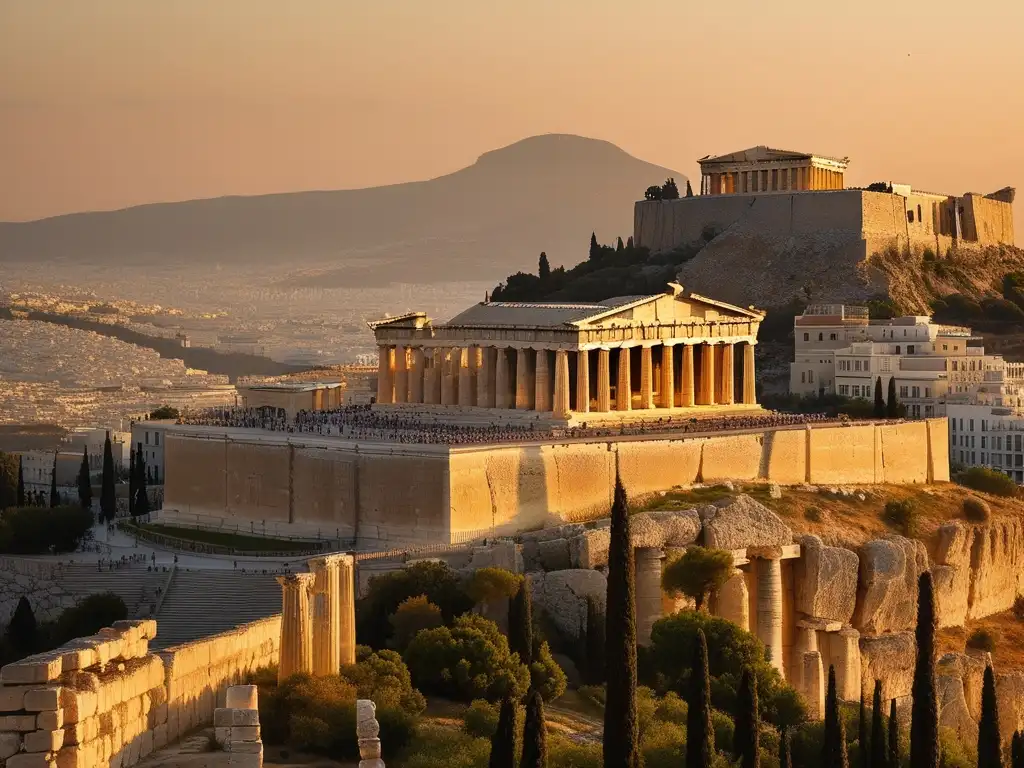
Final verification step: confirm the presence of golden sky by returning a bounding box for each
[2,0,1023,228]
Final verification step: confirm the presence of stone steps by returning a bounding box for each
[39,564,168,619]
[151,569,281,650]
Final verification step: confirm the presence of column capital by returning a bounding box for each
[277,572,315,589]
[308,553,354,570]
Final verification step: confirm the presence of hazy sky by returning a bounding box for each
[2,0,1023,227]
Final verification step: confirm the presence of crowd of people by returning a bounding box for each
[180,403,847,446]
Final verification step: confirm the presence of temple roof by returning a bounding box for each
[699,145,849,166]
[445,295,653,328]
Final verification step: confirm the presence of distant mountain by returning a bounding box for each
[0,134,685,286]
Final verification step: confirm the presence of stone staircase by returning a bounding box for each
[151,569,282,650]
[52,564,169,619]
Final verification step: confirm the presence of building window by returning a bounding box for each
[803,333,809,342]
[830,333,837,341]
[808,370,814,383]
[982,437,988,448]
[912,386,920,398]
[896,346,901,354]
[900,386,909,397]
[943,344,948,351]
[925,387,931,398]
[839,385,849,395]
[801,372,806,384]
[154,433,159,447]
[908,210,915,223]
[918,204,923,222]
[818,333,823,341]
[970,419,974,430]
[145,431,150,445]
[952,361,958,371]
[907,345,915,354]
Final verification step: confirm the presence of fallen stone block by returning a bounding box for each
[700,495,792,551]
[795,535,858,624]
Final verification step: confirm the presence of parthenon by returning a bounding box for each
[369,283,763,420]
[697,145,850,196]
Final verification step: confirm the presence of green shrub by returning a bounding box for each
[462,699,499,738]
[648,610,807,729]
[881,499,919,536]
[962,496,992,522]
[711,709,735,755]
[0,506,94,554]
[530,640,567,702]
[661,546,735,611]
[403,614,529,702]
[640,719,687,768]
[578,684,605,707]
[388,595,444,651]
[958,466,1018,497]
[401,722,491,768]
[804,506,824,523]
[967,628,997,652]
[653,691,688,725]
[549,732,603,768]
[939,726,977,768]
[341,647,425,714]
[51,593,127,646]
[464,567,521,604]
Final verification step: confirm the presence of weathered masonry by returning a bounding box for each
[369,283,763,420]
[697,145,850,196]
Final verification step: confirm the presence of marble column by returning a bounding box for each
[616,347,632,411]
[409,347,424,404]
[714,569,749,631]
[680,344,695,407]
[339,555,356,666]
[827,627,862,702]
[393,346,408,404]
[802,651,826,720]
[596,349,611,412]
[698,344,716,406]
[495,349,510,409]
[478,347,495,408]
[458,348,473,406]
[575,349,590,414]
[639,346,655,410]
[439,348,453,405]
[755,557,785,675]
[535,349,552,412]
[515,348,533,410]
[553,350,570,419]
[375,346,393,405]
[792,622,819,693]
[634,547,664,646]
[309,555,342,677]
[742,343,757,405]
[277,573,314,682]
[426,349,442,405]
[660,345,675,409]
[719,342,735,405]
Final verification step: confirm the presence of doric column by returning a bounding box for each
[660,345,675,408]
[698,344,716,406]
[339,555,356,666]
[575,350,590,414]
[596,349,611,412]
[495,349,510,409]
[375,346,393,405]
[535,349,552,412]
[680,344,695,407]
[616,347,632,411]
[458,348,473,406]
[714,569,749,631]
[309,555,342,676]
[425,349,442,405]
[393,346,408,404]
[553,350,570,419]
[409,347,424,404]
[634,547,664,646]
[802,651,826,720]
[828,627,862,702]
[792,622,819,693]
[639,346,655,410]
[478,347,495,408]
[515,348,533,410]
[719,342,735,405]
[755,557,785,675]
[440,348,455,405]
[743,342,757,405]
[276,573,314,682]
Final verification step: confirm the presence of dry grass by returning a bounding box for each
[937,609,1024,670]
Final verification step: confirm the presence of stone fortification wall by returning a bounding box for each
[0,616,279,767]
[0,559,89,624]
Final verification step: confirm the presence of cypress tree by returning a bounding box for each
[859,693,869,768]
[128,447,136,516]
[910,571,939,768]
[837,717,851,768]
[871,680,887,768]
[6,596,38,658]
[538,253,551,283]
[779,726,791,768]
[733,667,759,768]
[888,700,899,768]
[508,579,534,666]
[16,457,24,508]
[977,664,1002,768]
[48,452,58,507]
[686,628,714,768]
[686,179,694,198]
[584,595,606,685]
[1012,731,1023,768]
[823,665,843,767]
[886,377,900,418]
[489,696,516,768]
[589,233,600,261]
[100,431,116,522]
[603,475,639,768]
[520,689,547,768]
[135,454,150,517]
[77,447,92,511]
[615,237,624,252]
[626,236,634,249]
[873,378,885,418]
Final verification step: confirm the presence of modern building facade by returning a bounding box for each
[370,284,763,421]
[697,146,850,196]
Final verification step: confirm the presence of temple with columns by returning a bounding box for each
[368,283,764,422]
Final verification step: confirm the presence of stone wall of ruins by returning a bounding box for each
[0,616,280,767]
[0,559,91,623]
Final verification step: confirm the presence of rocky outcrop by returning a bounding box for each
[630,510,702,549]
[996,670,1024,742]
[699,495,792,551]
[795,535,859,624]
[859,632,916,701]
[853,536,927,635]
[933,519,1024,624]
[527,569,606,640]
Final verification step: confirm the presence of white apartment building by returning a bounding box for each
[790,305,1012,418]
[130,420,173,484]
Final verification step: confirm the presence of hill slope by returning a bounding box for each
[0,134,684,286]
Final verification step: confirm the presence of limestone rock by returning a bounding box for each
[937,652,987,722]
[933,522,973,628]
[967,519,1024,620]
[996,670,1024,742]
[521,540,542,572]
[700,495,793,551]
[569,529,610,570]
[936,668,977,745]
[853,536,928,635]
[528,569,606,640]
[795,535,858,624]
[537,539,571,571]
[468,540,522,573]
[356,699,379,739]
[859,632,916,701]
[635,510,702,548]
